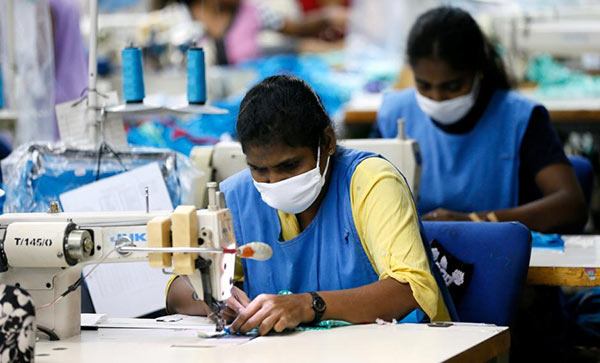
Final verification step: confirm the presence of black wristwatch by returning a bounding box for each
[308,292,326,325]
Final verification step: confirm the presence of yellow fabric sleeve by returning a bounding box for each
[164,274,178,314]
[350,157,449,321]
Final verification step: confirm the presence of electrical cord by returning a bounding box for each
[36,248,117,311]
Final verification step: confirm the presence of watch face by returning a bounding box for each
[312,295,326,312]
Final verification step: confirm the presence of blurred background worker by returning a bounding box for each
[375,6,587,234]
[176,0,347,65]
[374,7,589,361]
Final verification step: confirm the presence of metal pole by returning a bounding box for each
[87,0,99,145]
[116,246,231,254]
[5,0,16,110]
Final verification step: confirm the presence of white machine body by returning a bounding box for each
[0,200,236,339]
[339,138,421,198]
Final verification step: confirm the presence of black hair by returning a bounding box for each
[236,75,332,152]
[407,6,512,90]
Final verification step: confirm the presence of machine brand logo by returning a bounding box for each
[109,232,147,243]
[14,237,52,247]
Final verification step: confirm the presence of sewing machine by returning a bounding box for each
[0,183,251,340]
[191,119,422,204]
[487,6,600,79]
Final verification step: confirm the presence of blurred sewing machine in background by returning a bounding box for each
[191,119,422,206]
[0,184,271,339]
[487,3,600,80]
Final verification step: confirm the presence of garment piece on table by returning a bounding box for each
[377,89,537,215]
[531,231,565,251]
[220,146,450,322]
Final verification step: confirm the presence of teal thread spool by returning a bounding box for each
[121,47,145,103]
[187,47,206,105]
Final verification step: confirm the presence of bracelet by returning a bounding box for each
[486,212,499,222]
[468,212,482,222]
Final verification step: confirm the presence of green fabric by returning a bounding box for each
[220,290,352,336]
[527,54,600,98]
[277,289,352,330]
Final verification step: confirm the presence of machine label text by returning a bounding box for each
[109,232,147,243]
[14,237,53,247]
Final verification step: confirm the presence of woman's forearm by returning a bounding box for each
[318,278,419,323]
[483,189,586,233]
[166,276,211,316]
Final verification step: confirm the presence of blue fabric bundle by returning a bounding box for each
[531,231,565,251]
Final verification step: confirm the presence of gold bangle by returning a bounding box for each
[468,212,482,222]
[486,212,499,222]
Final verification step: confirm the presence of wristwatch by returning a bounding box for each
[308,292,326,325]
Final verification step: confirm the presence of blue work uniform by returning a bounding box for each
[220,146,457,322]
[377,89,539,215]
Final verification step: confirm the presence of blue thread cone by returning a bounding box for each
[122,47,145,103]
[187,48,206,105]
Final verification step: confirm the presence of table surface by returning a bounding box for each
[528,235,600,286]
[36,323,509,363]
[344,92,600,123]
[530,235,600,268]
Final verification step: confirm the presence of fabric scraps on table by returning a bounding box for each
[531,231,565,251]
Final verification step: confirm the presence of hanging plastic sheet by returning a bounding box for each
[0,61,4,109]
[1,143,203,213]
[0,0,56,144]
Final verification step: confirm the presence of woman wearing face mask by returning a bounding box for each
[375,6,586,233]
[166,75,455,334]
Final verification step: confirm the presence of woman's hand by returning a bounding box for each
[222,286,251,323]
[229,293,314,336]
[422,208,471,221]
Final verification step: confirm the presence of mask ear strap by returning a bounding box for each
[316,139,321,165]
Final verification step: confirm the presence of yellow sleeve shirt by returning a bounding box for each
[279,157,449,321]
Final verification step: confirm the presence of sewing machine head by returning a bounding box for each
[0,183,252,339]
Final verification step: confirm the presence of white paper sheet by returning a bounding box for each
[56,91,128,150]
[82,262,172,318]
[81,314,215,330]
[62,163,174,317]
[59,162,173,212]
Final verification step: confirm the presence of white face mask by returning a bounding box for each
[415,75,480,125]
[253,146,330,214]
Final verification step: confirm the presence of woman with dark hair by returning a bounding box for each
[167,75,455,334]
[375,6,586,233]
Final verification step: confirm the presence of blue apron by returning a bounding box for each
[377,89,537,215]
[221,146,457,321]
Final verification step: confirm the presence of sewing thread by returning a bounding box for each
[121,47,145,103]
[187,47,207,105]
